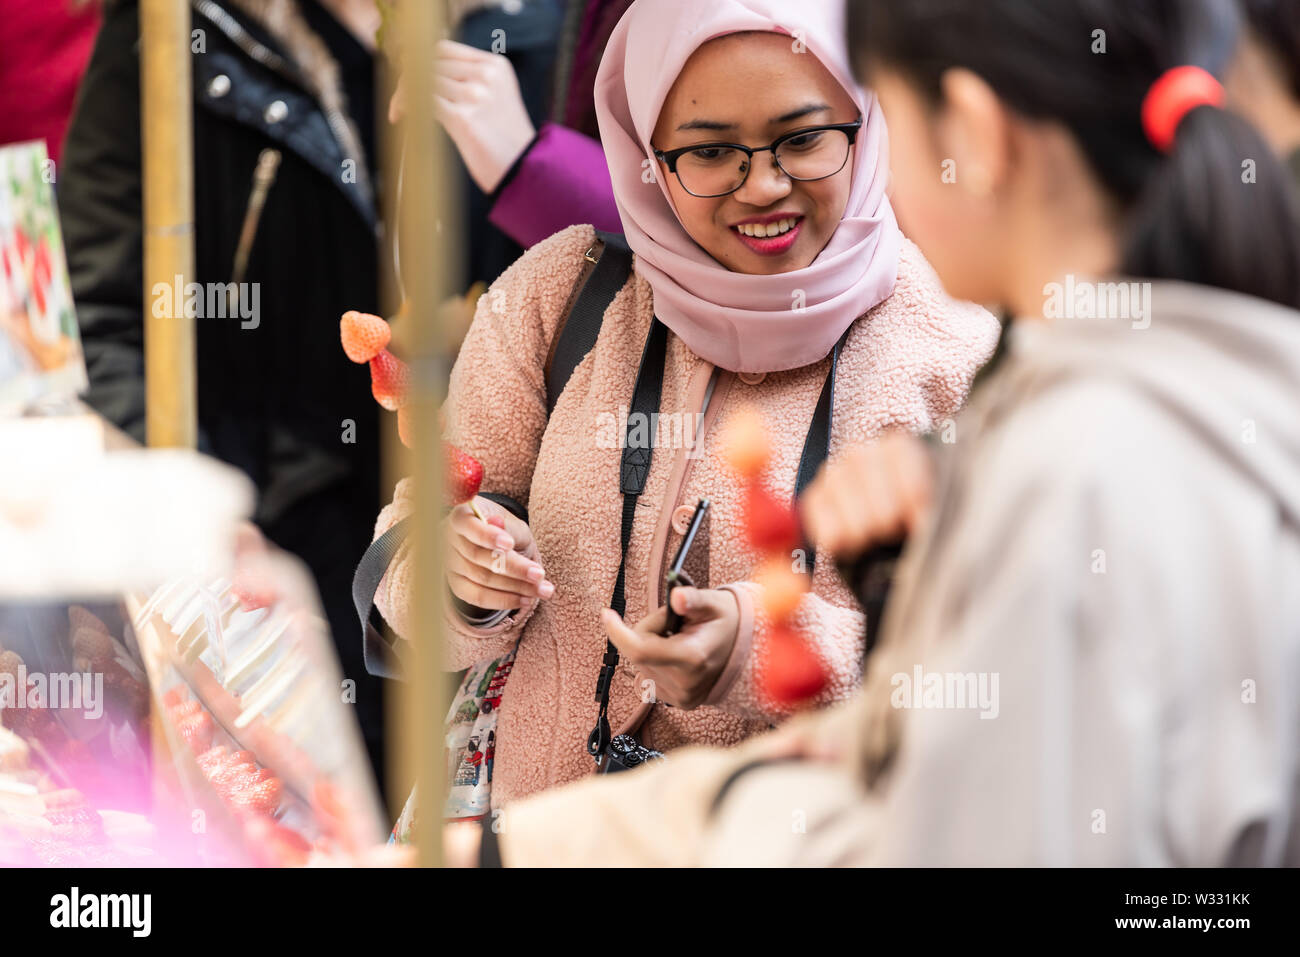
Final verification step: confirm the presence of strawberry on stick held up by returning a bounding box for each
[340,311,489,522]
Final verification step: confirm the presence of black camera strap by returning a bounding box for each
[587,318,670,764]
[586,325,850,767]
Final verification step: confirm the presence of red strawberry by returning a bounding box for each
[340,311,391,363]
[210,760,256,796]
[176,710,213,754]
[758,624,828,707]
[369,348,409,410]
[241,814,310,867]
[230,771,282,816]
[744,484,803,554]
[45,806,106,844]
[168,698,202,721]
[444,443,483,506]
[755,557,810,622]
[197,746,229,774]
[162,686,187,709]
[723,408,771,479]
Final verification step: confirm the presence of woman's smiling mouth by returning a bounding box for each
[731,214,804,255]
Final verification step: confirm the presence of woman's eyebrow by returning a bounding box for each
[772,103,832,124]
[676,118,738,132]
[673,103,833,134]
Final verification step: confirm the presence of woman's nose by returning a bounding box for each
[732,154,792,206]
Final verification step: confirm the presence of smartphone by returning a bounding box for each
[664,498,710,635]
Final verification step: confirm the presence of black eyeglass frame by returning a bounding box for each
[652,118,865,198]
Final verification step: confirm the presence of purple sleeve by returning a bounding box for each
[488,123,623,248]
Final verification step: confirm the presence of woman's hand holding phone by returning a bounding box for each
[445,497,555,611]
[600,588,739,710]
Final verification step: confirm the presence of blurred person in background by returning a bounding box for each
[1228,0,1300,190]
[450,0,1300,867]
[0,0,101,165]
[58,0,390,787]
[388,0,626,291]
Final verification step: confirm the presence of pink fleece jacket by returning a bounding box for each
[374,224,999,807]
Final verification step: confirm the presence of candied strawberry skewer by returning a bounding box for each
[444,441,486,521]
[722,408,829,708]
[341,310,490,522]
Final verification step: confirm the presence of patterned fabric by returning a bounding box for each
[390,649,516,844]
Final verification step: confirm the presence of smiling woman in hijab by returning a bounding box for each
[372,0,999,809]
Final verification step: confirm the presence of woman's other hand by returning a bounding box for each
[445,496,554,611]
[600,587,740,710]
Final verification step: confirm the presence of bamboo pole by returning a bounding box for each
[389,0,454,868]
[140,0,197,449]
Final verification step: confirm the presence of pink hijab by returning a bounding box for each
[593,0,902,374]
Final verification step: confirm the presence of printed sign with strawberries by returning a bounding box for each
[0,141,88,414]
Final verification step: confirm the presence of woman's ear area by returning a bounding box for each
[937,67,1012,197]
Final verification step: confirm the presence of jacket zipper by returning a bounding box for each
[229,147,281,308]
[191,0,373,202]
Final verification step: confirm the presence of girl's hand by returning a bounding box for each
[445,496,555,611]
[600,587,740,710]
[800,432,935,560]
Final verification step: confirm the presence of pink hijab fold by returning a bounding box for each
[593,0,902,374]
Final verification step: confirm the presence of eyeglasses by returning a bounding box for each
[653,119,863,199]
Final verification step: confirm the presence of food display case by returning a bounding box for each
[0,413,387,866]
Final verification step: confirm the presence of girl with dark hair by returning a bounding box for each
[456,0,1300,867]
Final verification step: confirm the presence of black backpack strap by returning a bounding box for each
[793,327,852,576]
[586,318,669,767]
[353,517,411,680]
[546,230,633,416]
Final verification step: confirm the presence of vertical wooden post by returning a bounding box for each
[392,0,455,867]
[140,0,197,449]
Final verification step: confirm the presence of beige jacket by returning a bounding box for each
[498,281,1300,866]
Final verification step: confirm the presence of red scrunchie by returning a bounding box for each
[1141,65,1225,153]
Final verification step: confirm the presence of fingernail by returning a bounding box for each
[526,566,544,582]
[539,582,555,598]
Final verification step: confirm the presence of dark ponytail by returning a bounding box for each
[847,0,1300,310]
